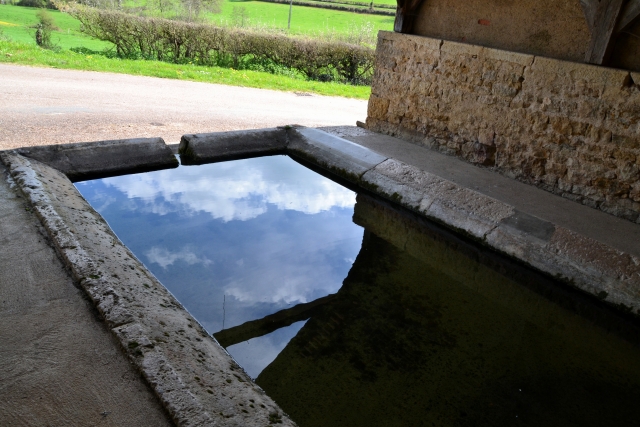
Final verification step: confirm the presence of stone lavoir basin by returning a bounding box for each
[75,155,365,379]
[76,155,640,427]
[3,127,640,427]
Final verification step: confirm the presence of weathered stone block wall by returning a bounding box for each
[367,31,640,222]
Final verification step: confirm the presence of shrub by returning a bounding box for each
[17,0,58,9]
[34,8,59,49]
[66,6,375,84]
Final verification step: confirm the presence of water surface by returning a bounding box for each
[77,156,640,427]
[76,155,364,377]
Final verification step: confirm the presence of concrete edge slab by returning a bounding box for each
[13,137,179,181]
[274,128,640,315]
[286,127,388,185]
[0,151,297,427]
[179,127,288,165]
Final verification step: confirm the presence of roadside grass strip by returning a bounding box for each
[0,39,370,99]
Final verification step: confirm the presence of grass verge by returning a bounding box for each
[0,39,371,99]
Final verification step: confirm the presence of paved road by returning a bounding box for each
[0,64,368,150]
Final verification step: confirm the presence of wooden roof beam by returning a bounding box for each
[582,0,626,65]
[581,0,640,65]
[616,0,640,32]
[394,0,426,33]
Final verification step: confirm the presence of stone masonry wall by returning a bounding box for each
[367,31,640,223]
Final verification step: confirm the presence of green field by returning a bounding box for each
[0,2,393,47]
[0,3,382,98]
[0,5,110,50]
[205,0,394,39]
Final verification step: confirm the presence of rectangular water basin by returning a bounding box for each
[75,154,640,427]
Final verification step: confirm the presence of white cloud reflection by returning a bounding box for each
[145,246,212,269]
[221,234,354,305]
[79,155,364,338]
[102,156,355,222]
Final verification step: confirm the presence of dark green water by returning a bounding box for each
[76,155,640,427]
[257,194,640,427]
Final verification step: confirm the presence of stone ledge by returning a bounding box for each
[528,55,631,89]
[377,30,443,51]
[440,39,484,57]
[179,128,288,165]
[14,137,178,181]
[287,126,388,185]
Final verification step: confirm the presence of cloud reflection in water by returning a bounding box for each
[97,155,356,221]
[76,155,363,378]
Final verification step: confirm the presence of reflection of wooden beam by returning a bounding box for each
[213,294,337,348]
[616,0,640,32]
[583,0,625,65]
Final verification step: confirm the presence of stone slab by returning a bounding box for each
[529,56,631,88]
[378,30,444,52]
[361,159,443,210]
[1,152,297,427]
[361,158,515,240]
[179,128,288,165]
[500,211,556,242]
[14,137,178,181]
[440,39,484,57]
[287,127,388,184]
[420,182,515,240]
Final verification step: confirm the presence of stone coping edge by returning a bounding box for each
[181,126,640,316]
[0,150,297,427]
[179,128,289,165]
[13,137,179,181]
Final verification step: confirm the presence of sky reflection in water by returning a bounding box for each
[75,155,363,377]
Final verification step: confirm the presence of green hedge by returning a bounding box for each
[67,6,375,84]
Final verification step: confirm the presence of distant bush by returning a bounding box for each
[66,6,375,84]
[17,0,58,9]
[33,8,59,49]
